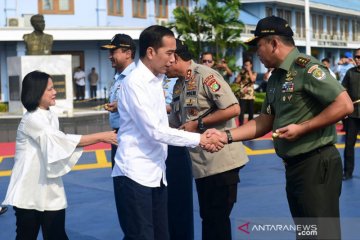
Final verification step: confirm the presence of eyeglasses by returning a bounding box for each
[202,60,213,64]
[355,55,360,59]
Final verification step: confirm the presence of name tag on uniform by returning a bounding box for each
[186,90,197,96]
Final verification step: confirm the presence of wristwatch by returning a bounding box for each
[225,130,233,144]
[198,117,206,133]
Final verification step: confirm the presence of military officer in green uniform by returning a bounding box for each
[167,39,249,240]
[210,16,354,239]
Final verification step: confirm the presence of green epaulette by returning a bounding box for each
[295,56,311,68]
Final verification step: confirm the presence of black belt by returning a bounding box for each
[282,144,334,167]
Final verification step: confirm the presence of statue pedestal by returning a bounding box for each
[7,55,74,116]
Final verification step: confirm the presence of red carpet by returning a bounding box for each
[0,142,110,156]
[0,123,345,156]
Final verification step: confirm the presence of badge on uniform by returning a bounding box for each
[308,65,326,80]
[285,71,297,81]
[282,95,293,101]
[173,84,182,96]
[187,76,197,91]
[266,105,271,114]
[204,75,221,92]
[185,98,196,106]
[186,69,192,79]
[187,108,199,116]
[282,82,294,93]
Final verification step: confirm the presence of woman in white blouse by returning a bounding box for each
[2,71,117,240]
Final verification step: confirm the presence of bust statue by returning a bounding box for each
[23,14,53,55]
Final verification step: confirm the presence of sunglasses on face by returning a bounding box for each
[355,55,360,59]
[202,60,213,64]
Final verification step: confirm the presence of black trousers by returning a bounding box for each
[195,167,240,240]
[284,145,342,240]
[344,117,360,176]
[14,207,68,240]
[90,85,97,98]
[166,146,194,240]
[113,176,169,240]
[239,99,254,125]
[76,85,85,100]
[111,143,117,169]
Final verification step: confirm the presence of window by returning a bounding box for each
[276,8,291,25]
[352,19,360,41]
[176,0,189,8]
[332,17,337,36]
[295,11,305,38]
[318,15,323,35]
[133,0,146,18]
[311,14,317,37]
[327,16,332,35]
[265,7,273,17]
[108,0,123,16]
[340,18,349,39]
[39,0,74,14]
[155,0,168,18]
[283,10,291,25]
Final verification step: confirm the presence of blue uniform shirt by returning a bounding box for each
[163,77,178,105]
[109,62,136,129]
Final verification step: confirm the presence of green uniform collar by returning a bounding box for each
[278,48,300,72]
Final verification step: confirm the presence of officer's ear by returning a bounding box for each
[174,53,179,64]
[271,37,280,53]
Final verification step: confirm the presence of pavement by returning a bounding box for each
[0,113,360,239]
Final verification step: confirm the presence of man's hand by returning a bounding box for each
[104,101,118,112]
[274,123,307,141]
[101,130,118,145]
[179,121,198,132]
[200,128,227,152]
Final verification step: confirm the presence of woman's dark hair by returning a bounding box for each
[139,25,175,58]
[21,70,50,112]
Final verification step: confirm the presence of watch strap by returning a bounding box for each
[225,130,233,144]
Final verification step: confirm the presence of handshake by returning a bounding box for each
[199,129,228,153]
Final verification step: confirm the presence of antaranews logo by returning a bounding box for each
[238,222,251,234]
[237,221,318,238]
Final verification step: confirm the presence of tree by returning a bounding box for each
[167,2,210,60]
[168,0,245,68]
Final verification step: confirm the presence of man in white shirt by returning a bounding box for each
[113,25,224,240]
[321,58,337,79]
[73,66,86,100]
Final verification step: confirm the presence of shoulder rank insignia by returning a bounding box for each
[173,84,182,96]
[295,57,311,68]
[186,69,192,80]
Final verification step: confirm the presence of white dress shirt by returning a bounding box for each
[112,60,200,187]
[2,108,82,211]
[74,70,86,86]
